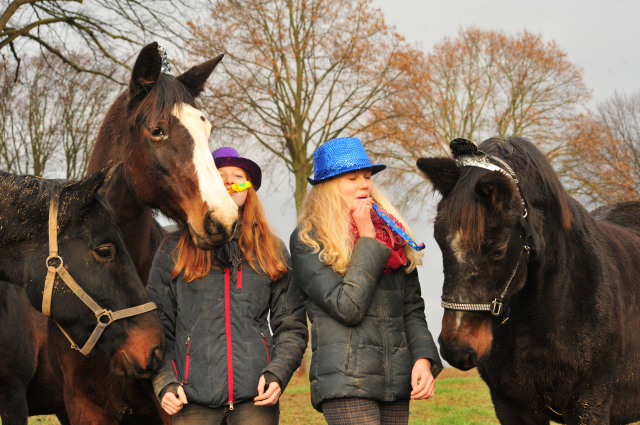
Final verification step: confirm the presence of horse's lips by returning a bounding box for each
[188,222,233,250]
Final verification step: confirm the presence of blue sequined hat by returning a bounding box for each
[307,137,386,185]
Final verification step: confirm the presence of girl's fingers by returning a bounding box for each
[255,383,281,405]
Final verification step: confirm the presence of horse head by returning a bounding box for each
[0,169,165,379]
[90,42,238,250]
[417,137,572,370]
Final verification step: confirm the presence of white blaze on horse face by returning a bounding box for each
[171,104,238,230]
[450,230,466,263]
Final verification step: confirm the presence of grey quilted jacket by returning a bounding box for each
[290,228,443,411]
[147,231,308,409]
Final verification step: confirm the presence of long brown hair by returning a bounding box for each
[171,185,288,282]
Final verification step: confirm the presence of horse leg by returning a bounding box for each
[0,378,29,425]
[490,390,550,425]
[56,412,72,425]
[564,387,613,425]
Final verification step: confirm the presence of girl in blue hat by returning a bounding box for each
[147,147,308,425]
[290,137,442,425]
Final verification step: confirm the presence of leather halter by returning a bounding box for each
[42,192,157,356]
[440,139,531,320]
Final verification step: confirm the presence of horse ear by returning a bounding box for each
[176,54,224,98]
[129,42,162,100]
[475,170,517,212]
[101,162,123,195]
[416,157,460,196]
[65,169,108,212]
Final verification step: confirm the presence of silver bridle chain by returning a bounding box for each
[441,139,531,318]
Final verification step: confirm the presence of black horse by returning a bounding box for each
[0,170,165,425]
[417,136,640,425]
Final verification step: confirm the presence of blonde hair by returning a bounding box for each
[298,179,423,275]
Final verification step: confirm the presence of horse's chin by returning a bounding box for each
[189,224,234,250]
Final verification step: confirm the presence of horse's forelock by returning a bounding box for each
[128,74,195,128]
[447,183,486,253]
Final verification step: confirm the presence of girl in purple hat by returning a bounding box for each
[290,137,442,425]
[147,147,308,425]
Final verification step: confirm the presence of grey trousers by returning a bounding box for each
[172,401,279,425]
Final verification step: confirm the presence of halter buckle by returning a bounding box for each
[490,299,503,316]
[96,309,114,327]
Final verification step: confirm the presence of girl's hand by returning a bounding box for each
[254,374,281,406]
[352,197,375,239]
[410,358,435,400]
[161,385,188,415]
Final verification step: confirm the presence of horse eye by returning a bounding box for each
[150,127,166,141]
[94,245,114,260]
[492,247,508,260]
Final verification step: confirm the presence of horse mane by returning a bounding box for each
[0,172,61,207]
[128,73,196,128]
[448,136,573,251]
[0,172,111,240]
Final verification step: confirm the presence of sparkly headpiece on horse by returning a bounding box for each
[449,138,526,217]
[158,45,171,74]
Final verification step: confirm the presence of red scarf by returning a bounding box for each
[349,208,407,274]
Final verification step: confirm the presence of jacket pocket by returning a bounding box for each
[261,332,270,363]
[344,329,353,371]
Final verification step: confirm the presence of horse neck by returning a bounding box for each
[87,98,165,283]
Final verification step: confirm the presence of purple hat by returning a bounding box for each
[212,147,262,191]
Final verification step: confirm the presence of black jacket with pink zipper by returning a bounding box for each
[147,230,308,409]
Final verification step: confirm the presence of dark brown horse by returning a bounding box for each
[418,136,640,425]
[0,170,164,425]
[23,42,238,424]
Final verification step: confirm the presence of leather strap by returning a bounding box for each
[42,191,157,356]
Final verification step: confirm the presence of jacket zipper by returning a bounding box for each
[237,263,242,289]
[225,268,234,410]
[184,337,191,384]
[261,332,270,363]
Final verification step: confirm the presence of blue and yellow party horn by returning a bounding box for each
[228,181,252,194]
[371,203,426,251]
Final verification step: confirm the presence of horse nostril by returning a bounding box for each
[148,345,163,371]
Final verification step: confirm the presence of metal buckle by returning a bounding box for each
[490,299,503,316]
[96,310,114,327]
[46,255,63,268]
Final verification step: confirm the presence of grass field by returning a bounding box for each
[25,368,500,425]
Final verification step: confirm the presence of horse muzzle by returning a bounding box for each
[439,335,478,370]
[192,210,235,249]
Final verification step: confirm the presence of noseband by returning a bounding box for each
[42,192,157,356]
[440,139,532,320]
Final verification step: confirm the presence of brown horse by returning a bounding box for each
[0,169,164,425]
[24,43,238,424]
[418,136,640,424]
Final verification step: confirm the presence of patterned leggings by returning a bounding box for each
[322,398,410,425]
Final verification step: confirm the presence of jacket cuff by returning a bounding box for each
[152,363,181,401]
[158,383,180,402]
[261,365,290,391]
[263,372,283,389]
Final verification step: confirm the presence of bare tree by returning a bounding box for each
[365,28,591,205]
[565,91,640,205]
[187,0,422,213]
[0,52,116,176]
[0,59,21,171]
[1,0,194,82]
